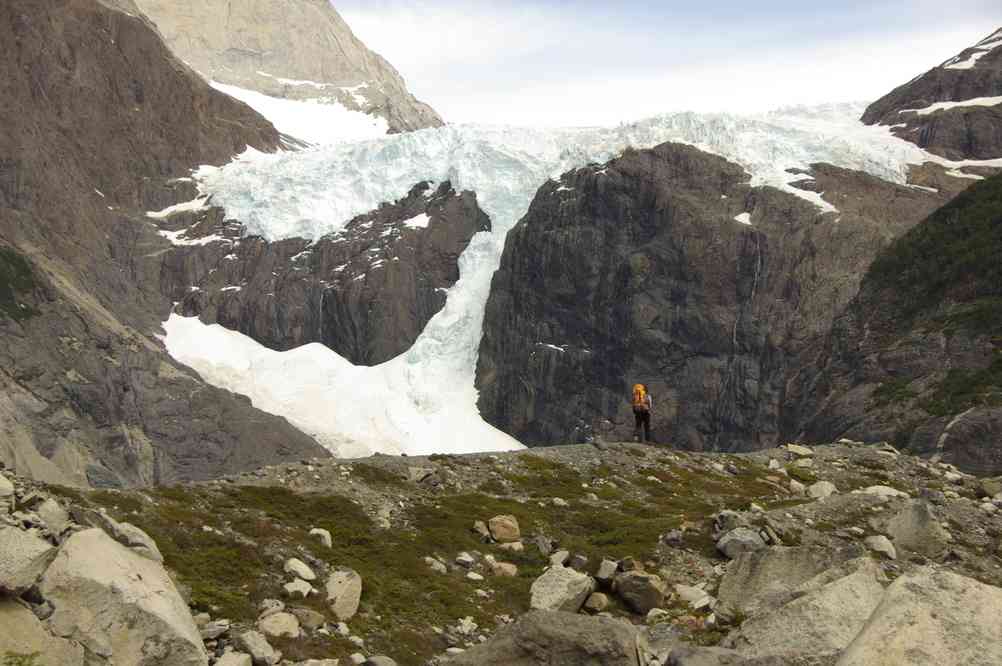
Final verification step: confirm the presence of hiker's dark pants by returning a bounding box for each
[633,409,651,442]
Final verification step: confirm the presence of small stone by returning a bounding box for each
[467,572,485,581]
[309,528,333,549]
[786,444,814,457]
[257,611,301,639]
[290,607,326,631]
[473,520,491,539]
[456,552,476,568]
[349,653,367,665]
[856,486,910,499]
[552,498,569,507]
[424,556,447,574]
[283,578,312,599]
[325,569,363,621]
[790,479,806,495]
[284,557,316,582]
[200,619,231,640]
[596,559,619,585]
[491,562,518,577]
[808,481,838,499]
[488,515,521,543]
[365,657,399,666]
[716,528,766,559]
[498,541,524,553]
[583,592,610,613]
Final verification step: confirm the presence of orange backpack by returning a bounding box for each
[632,384,648,412]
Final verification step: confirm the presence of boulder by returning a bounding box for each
[39,528,207,665]
[488,515,521,543]
[0,599,85,664]
[36,498,72,537]
[724,558,885,660]
[236,630,281,666]
[716,528,766,559]
[283,578,312,599]
[445,610,645,665]
[216,652,253,666]
[0,526,58,595]
[786,444,814,457]
[257,611,301,639]
[837,569,1002,666]
[529,565,595,612]
[309,528,333,549]
[863,535,897,560]
[717,545,863,617]
[808,480,838,499]
[871,500,950,558]
[596,559,619,585]
[613,571,668,615]
[284,557,316,581]
[325,568,363,620]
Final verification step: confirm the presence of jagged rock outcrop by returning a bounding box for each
[130,0,443,133]
[0,0,328,486]
[792,173,1002,474]
[159,182,490,365]
[476,143,946,450]
[862,28,1002,160]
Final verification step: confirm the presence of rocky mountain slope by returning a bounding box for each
[130,0,444,134]
[2,440,1000,664]
[862,28,1002,159]
[476,143,949,451]
[0,0,329,487]
[158,181,490,365]
[792,172,1002,476]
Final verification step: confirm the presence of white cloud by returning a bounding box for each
[338,3,998,126]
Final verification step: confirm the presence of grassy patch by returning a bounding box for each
[871,378,918,407]
[920,354,1002,416]
[0,247,38,321]
[351,463,405,489]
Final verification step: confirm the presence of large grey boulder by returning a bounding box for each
[717,544,862,617]
[325,568,363,620]
[870,500,950,559]
[0,599,85,664]
[35,498,72,537]
[529,565,596,613]
[724,558,886,660]
[84,508,164,562]
[257,611,301,639]
[445,610,645,665]
[0,526,58,595]
[837,568,1002,666]
[39,528,207,665]
[613,571,668,615]
[716,528,766,559]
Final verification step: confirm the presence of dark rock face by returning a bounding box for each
[476,143,946,451]
[158,182,490,365]
[791,173,1002,475]
[861,28,1002,160]
[0,0,327,486]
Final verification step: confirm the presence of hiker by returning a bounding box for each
[632,383,653,442]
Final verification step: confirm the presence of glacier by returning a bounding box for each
[164,102,1001,458]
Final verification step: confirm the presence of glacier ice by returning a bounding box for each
[165,102,999,457]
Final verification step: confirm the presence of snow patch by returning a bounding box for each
[158,229,230,247]
[221,286,243,292]
[146,197,209,220]
[210,81,388,145]
[899,96,1002,116]
[734,212,752,225]
[403,213,431,229]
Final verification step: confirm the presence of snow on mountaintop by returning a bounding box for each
[165,102,1002,458]
[899,96,1002,116]
[211,81,388,145]
[942,28,1002,70]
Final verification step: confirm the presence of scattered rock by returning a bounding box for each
[583,592,609,613]
[456,552,476,568]
[237,630,282,666]
[490,561,518,577]
[808,480,838,499]
[786,444,814,457]
[0,526,57,595]
[309,528,333,549]
[215,651,254,666]
[445,610,645,665]
[284,557,317,582]
[614,571,668,614]
[473,520,491,540]
[716,528,766,559]
[857,485,910,499]
[200,618,231,640]
[549,550,570,567]
[596,559,618,586]
[529,565,596,612]
[425,556,448,574]
[871,500,950,558]
[488,515,521,543]
[325,568,363,621]
[291,607,327,631]
[257,611,301,639]
[863,535,897,560]
[283,578,313,599]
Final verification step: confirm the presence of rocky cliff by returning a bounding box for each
[861,28,1002,160]
[476,143,947,451]
[0,0,328,487]
[792,173,1002,475]
[130,0,444,133]
[158,181,490,365]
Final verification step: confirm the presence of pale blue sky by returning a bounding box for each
[336,1,1001,126]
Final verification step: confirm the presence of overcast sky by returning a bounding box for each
[336,1,1001,127]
